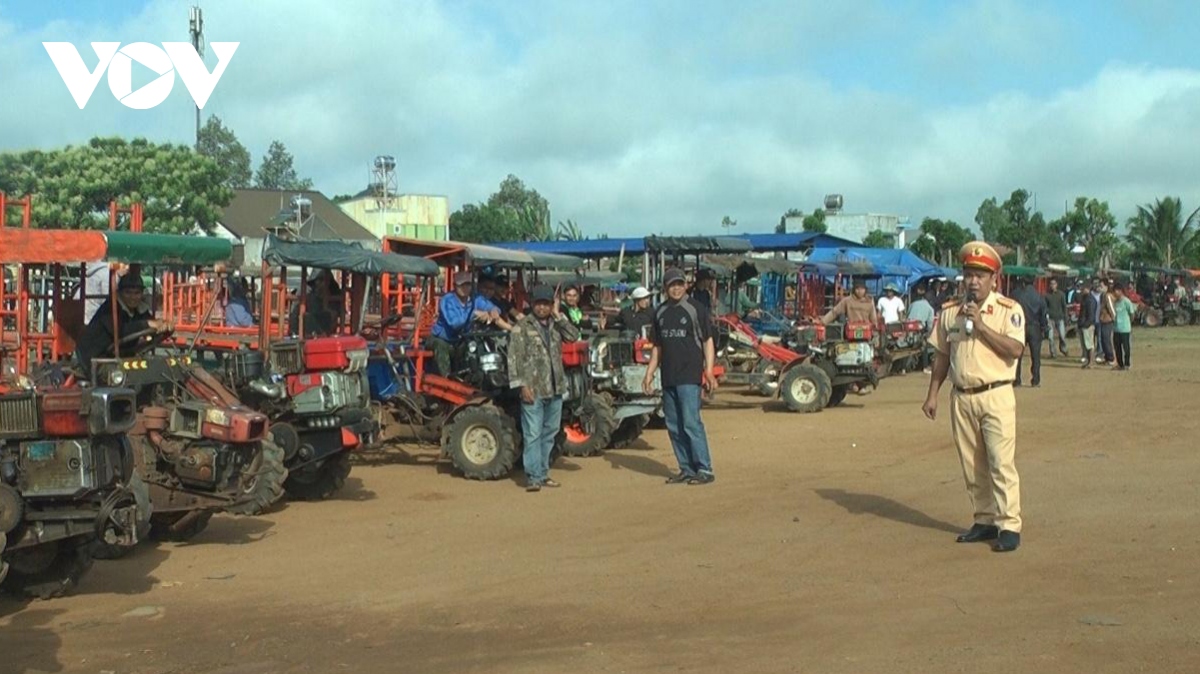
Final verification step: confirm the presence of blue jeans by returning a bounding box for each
[662,385,713,476]
[520,396,563,484]
[225,301,254,327]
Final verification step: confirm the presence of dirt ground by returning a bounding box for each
[3,329,1198,674]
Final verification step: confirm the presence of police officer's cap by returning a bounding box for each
[959,241,1002,273]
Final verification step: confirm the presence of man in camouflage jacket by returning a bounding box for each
[507,285,581,491]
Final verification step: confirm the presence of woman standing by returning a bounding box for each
[1112,283,1137,370]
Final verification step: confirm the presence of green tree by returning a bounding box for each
[487,174,551,241]
[908,217,974,266]
[196,115,251,189]
[1050,197,1119,268]
[802,208,827,233]
[975,189,1064,265]
[1125,196,1200,268]
[862,230,893,248]
[720,215,738,231]
[254,140,313,191]
[448,203,526,243]
[777,207,804,233]
[330,193,354,204]
[556,219,585,241]
[0,137,233,233]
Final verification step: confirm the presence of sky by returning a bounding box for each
[2,0,1200,238]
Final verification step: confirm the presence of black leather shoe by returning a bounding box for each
[665,472,693,485]
[992,530,1021,552]
[955,524,999,543]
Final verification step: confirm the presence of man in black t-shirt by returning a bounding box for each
[643,268,717,485]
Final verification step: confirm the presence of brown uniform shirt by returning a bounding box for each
[822,295,877,324]
[928,291,1026,389]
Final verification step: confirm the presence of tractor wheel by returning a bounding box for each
[0,538,94,600]
[557,393,617,457]
[284,452,352,501]
[150,510,215,542]
[609,414,649,449]
[1171,308,1191,327]
[751,360,780,396]
[1143,308,1163,327]
[780,363,832,413]
[89,473,152,560]
[225,438,288,516]
[828,385,849,408]
[443,405,519,480]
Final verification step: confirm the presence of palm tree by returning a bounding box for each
[556,219,585,241]
[1126,197,1200,268]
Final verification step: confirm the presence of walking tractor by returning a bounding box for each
[371,237,599,478]
[0,213,288,555]
[175,236,403,499]
[0,213,200,595]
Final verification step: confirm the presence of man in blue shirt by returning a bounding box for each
[431,275,511,375]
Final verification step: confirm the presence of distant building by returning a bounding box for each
[339,190,450,241]
[213,188,379,269]
[783,195,911,248]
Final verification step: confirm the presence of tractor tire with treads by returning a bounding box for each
[1142,308,1163,327]
[284,452,353,501]
[443,405,520,480]
[557,393,617,457]
[225,438,288,516]
[780,363,833,413]
[1171,308,1192,327]
[609,414,649,449]
[0,538,94,600]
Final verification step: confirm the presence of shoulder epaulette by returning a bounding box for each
[995,296,1016,308]
[941,299,960,309]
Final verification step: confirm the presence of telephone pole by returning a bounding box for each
[188,5,204,150]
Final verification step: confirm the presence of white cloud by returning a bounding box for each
[1,1,1199,239]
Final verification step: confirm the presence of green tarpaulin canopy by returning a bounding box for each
[262,235,439,276]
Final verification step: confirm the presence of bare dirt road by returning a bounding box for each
[3,329,1199,674]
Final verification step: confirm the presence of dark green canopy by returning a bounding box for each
[644,235,753,254]
[262,235,438,276]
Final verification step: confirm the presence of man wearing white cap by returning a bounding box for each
[614,286,654,336]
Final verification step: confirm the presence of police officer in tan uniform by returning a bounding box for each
[922,242,1027,553]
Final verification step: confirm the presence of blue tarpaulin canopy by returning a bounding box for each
[805,248,944,292]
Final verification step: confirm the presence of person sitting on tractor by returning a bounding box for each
[222,271,255,327]
[876,283,906,324]
[430,275,512,375]
[821,279,878,325]
[76,270,170,374]
[482,274,523,322]
[288,269,341,337]
[691,270,718,312]
[612,286,655,337]
[562,284,603,332]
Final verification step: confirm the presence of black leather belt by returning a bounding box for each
[954,380,1013,395]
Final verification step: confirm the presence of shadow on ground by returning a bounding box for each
[0,607,65,672]
[814,488,961,534]
[603,451,674,479]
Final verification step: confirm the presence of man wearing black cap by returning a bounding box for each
[508,285,580,491]
[77,269,169,374]
[643,268,717,485]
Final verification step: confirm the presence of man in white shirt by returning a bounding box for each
[876,283,906,324]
